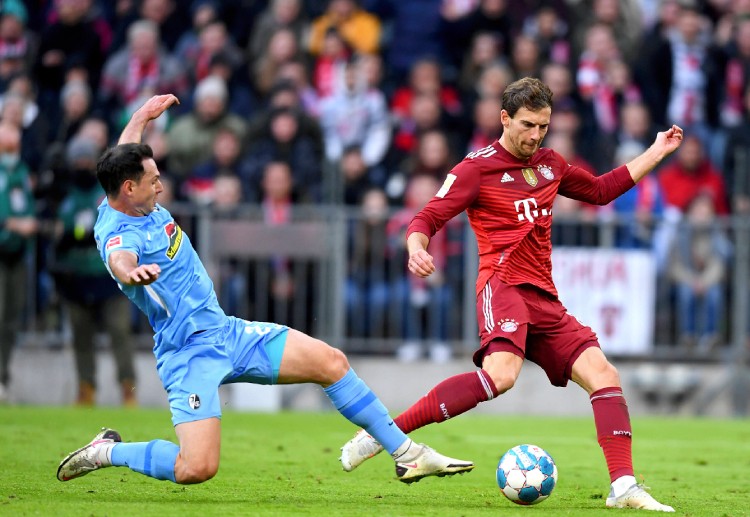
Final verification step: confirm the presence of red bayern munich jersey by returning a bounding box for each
[406,140,636,298]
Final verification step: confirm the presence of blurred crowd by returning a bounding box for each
[1,0,749,402]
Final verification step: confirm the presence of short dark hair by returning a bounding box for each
[501,77,554,118]
[96,143,154,197]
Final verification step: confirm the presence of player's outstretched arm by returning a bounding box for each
[108,250,161,286]
[625,124,683,184]
[118,94,180,145]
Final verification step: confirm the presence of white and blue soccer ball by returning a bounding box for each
[496,444,558,505]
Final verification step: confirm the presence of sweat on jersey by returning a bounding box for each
[94,199,226,356]
[406,141,636,298]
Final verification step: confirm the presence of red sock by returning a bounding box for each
[394,370,499,434]
[590,387,634,482]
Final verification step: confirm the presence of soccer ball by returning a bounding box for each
[496,444,558,505]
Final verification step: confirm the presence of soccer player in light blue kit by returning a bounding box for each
[56,94,474,485]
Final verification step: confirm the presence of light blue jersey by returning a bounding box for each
[94,199,226,357]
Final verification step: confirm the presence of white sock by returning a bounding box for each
[391,439,414,460]
[612,475,637,497]
[97,442,116,467]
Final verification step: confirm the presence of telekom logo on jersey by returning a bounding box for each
[514,197,551,223]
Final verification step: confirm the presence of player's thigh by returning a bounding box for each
[174,417,221,472]
[276,328,349,386]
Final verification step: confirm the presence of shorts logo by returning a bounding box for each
[537,164,554,180]
[164,221,183,260]
[188,393,201,410]
[499,319,518,332]
[521,168,538,187]
[106,235,122,250]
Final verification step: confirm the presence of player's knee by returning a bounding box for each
[315,343,350,384]
[489,371,517,394]
[599,362,621,387]
[327,346,350,378]
[586,360,621,390]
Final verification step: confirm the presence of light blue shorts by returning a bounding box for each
[158,317,288,426]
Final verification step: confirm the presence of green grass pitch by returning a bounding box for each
[0,406,748,516]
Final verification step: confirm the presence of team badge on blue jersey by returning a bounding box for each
[521,168,538,187]
[164,221,183,260]
[188,393,201,410]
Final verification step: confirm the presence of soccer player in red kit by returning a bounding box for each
[340,77,682,512]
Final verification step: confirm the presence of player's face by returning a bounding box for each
[501,106,551,160]
[129,158,163,216]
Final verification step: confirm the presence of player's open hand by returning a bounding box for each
[408,249,436,278]
[138,94,180,122]
[126,263,161,285]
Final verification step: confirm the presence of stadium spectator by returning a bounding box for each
[456,31,504,95]
[340,77,681,512]
[244,79,324,158]
[508,33,542,80]
[401,129,457,183]
[251,26,303,98]
[179,20,243,87]
[722,84,750,214]
[466,95,504,153]
[390,57,463,130]
[307,0,381,57]
[109,0,188,53]
[0,122,37,403]
[57,94,474,485]
[388,92,447,196]
[240,105,321,203]
[668,192,732,353]
[439,0,516,76]
[521,4,571,65]
[0,80,49,174]
[319,55,391,169]
[51,137,137,406]
[636,0,722,157]
[345,186,391,338]
[601,141,674,274]
[311,27,350,99]
[186,127,245,205]
[33,0,103,123]
[543,131,600,247]
[0,0,38,80]
[275,58,320,117]
[657,134,729,215]
[570,0,643,64]
[387,174,455,363]
[247,0,307,67]
[97,19,189,132]
[338,145,386,206]
[167,75,247,181]
[461,60,513,119]
[173,0,221,67]
[617,101,655,151]
[48,79,92,148]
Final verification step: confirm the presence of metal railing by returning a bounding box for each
[19,204,750,362]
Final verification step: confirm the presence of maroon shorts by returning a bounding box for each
[473,274,599,387]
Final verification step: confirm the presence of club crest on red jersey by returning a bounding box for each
[538,164,554,180]
[499,318,518,332]
[521,168,538,187]
[164,221,183,260]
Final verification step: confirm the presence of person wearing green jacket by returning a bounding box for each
[0,122,36,403]
[52,137,136,406]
